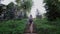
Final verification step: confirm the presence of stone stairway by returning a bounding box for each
[24,23,37,34]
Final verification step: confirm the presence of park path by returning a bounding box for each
[24,22,37,34]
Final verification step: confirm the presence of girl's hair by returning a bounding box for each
[30,15,32,17]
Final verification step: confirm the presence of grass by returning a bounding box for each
[0,19,27,34]
[34,18,60,34]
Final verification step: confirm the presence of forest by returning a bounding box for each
[0,0,60,34]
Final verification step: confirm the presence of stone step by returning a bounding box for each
[24,23,37,34]
[24,33,37,34]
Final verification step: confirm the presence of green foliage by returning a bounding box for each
[0,4,6,14]
[21,0,32,10]
[16,0,33,11]
[0,19,27,34]
[7,2,14,9]
[43,0,60,33]
[6,2,15,19]
[0,6,3,14]
[44,0,60,21]
[16,0,21,3]
[15,0,33,18]
[16,0,33,18]
[34,18,60,34]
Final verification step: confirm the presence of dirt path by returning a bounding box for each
[24,22,37,34]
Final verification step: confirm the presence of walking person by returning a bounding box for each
[28,15,33,34]
[28,15,33,25]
